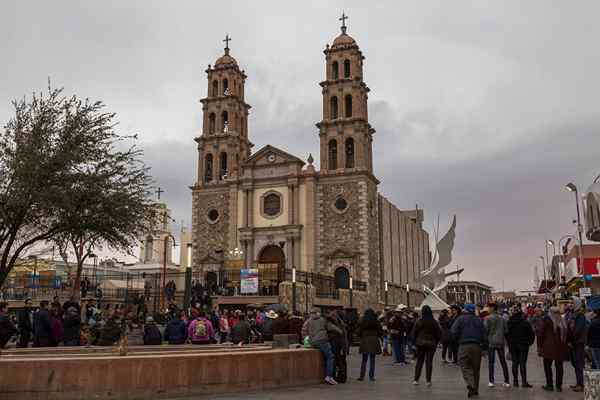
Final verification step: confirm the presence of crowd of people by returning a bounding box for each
[302,298,596,395]
[0,295,598,396]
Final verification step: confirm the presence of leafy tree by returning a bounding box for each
[0,85,154,289]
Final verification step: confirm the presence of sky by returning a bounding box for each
[1,1,599,292]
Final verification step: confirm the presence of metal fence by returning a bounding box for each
[1,267,368,308]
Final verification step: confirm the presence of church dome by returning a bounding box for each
[332,32,357,48]
[214,52,238,67]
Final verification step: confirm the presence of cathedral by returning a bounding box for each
[191,19,430,310]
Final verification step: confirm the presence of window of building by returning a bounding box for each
[328,139,337,170]
[334,266,350,289]
[219,152,227,180]
[207,208,220,224]
[204,153,213,183]
[344,59,351,78]
[221,111,229,132]
[208,113,216,134]
[263,192,282,217]
[332,61,339,80]
[223,78,229,95]
[330,96,338,120]
[345,94,352,118]
[345,138,354,168]
[212,80,219,97]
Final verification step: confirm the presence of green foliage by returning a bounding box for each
[0,85,154,287]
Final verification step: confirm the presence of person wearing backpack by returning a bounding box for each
[188,310,215,345]
[143,316,162,345]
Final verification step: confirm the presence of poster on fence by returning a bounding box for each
[240,269,258,294]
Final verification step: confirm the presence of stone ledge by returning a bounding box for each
[0,347,323,400]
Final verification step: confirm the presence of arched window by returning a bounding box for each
[334,267,350,289]
[332,61,339,80]
[263,193,282,217]
[204,153,213,183]
[328,139,337,170]
[144,237,153,262]
[344,59,351,78]
[221,111,229,132]
[345,94,352,118]
[330,96,338,120]
[219,152,228,180]
[345,138,355,168]
[208,113,216,134]
[212,80,219,97]
[222,78,229,95]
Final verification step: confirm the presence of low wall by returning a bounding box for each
[0,346,324,400]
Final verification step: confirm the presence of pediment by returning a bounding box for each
[245,145,305,167]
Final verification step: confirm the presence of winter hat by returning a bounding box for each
[464,304,476,313]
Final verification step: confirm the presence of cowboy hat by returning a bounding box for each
[395,304,407,312]
[266,310,279,319]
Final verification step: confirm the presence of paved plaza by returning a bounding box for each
[187,350,580,400]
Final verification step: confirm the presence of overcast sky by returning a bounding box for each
[2,1,599,292]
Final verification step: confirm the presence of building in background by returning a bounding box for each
[440,280,493,305]
[190,21,430,311]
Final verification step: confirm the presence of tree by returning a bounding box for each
[0,85,154,288]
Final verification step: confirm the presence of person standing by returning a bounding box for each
[327,310,349,383]
[506,303,535,388]
[230,313,255,345]
[63,306,81,346]
[568,298,587,392]
[16,298,33,348]
[448,305,461,364]
[356,308,383,382]
[164,311,188,345]
[219,311,230,343]
[389,306,407,365]
[588,308,600,369]
[301,308,341,385]
[438,309,452,363]
[484,303,510,388]
[451,303,486,398]
[33,300,52,347]
[537,306,569,392]
[411,305,441,386]
[0,302,17,348]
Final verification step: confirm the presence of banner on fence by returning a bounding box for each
[240,269,258,294]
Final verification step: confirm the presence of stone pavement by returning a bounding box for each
[185,350,582,400]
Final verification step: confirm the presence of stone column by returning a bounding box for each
[288,185,294,225]
[242,190,249,227]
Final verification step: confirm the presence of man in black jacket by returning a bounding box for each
[33,300,52,347]
[451,304,487,398]
[506,303,535,388]
[0,302,17,348]
[16,299,33,348]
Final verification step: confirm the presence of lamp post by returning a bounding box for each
[546,240,556,281]
[539,256,547,290]
[184,243,193,314]
[292,266,297,314]
[349,277,353,309]
[406,283,410,310]
[161,234,177,312]
[384,281,388,309]
[28,255,38,298]
[566,183,587,289]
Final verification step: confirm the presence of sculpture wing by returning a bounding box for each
[433,215,456,272]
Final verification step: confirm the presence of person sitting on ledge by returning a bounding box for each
[231,312,256,345]
[144,316,162,345]
[164,310,188,345]
[97,309,123,346]
[188,310,215,345]
[302,307,342,385]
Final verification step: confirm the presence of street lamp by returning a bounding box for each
[406,283,410,310]
[384,281,389,309]
[184,243,193,313]
[539,256,547,290]
[566,183,587,288]
[349,276,353,308]
[292,266,297,314]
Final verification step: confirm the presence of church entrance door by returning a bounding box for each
[257,245,285,296]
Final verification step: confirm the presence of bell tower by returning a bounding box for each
[317,13,375,177]
[195,35,252,186]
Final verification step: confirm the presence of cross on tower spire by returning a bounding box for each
[339,12,348,34]
[223,34,231,54]
[156,187,164,201]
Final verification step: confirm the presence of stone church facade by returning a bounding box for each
[191,23,430,310]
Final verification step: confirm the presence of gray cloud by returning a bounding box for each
[2,1,599,290]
